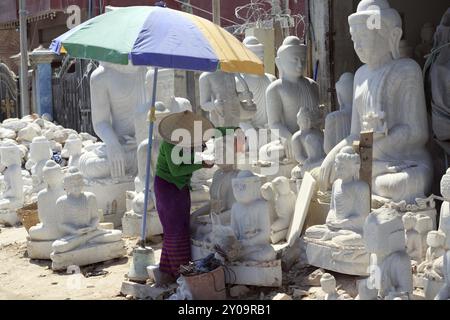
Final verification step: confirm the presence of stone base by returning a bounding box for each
[122,210,163,239]
[304,238,370,276]
[0,209,20,226]
[84,178,134,227]
[50,240,126,271]
[120,280,177,300]
[225,260,282,287]
[27,239,53,260]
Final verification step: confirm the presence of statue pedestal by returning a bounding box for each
[50,240,126,271]
[84,178,134,228]
[122,210,163,239]
[303,237,370,276]
[225,260,282,287]
[27,238,53,260]
[0,209,20,226]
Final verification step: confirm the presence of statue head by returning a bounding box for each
[63,134,83,156]
[0,144,21,167]
[334,146,360,181]
[169,96,193,113]
[426,230,445,249]
[261,182,275,202]
[296,107,321,131]
[336,73,354,109]
[63,167,84,196]
[421,23,435,43]
[348,0,403,65]
[42,160,63,188]
[276,36,307,79]
[414,215,433,235]
[29,136,52,162]
[243,36,265,62]
[402,212,417,231]
[100,61,145,74]
[320,273,337,294]
[232,170,262,204]
[272,176,291,196]
[441,168,450,200]
[434,9,450,48]
[363,208,405,256]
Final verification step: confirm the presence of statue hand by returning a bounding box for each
[106,143,126,178]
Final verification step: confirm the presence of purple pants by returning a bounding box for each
[154,175,191,277]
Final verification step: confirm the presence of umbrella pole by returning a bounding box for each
[139,67,159,248]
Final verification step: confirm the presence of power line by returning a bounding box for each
[173,0,239,26]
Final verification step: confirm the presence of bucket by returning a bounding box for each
[184,266,226,300]
[17,202,39,233]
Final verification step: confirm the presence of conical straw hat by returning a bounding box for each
[158,111,215,148]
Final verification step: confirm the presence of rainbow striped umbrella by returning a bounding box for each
[50,5,263,75]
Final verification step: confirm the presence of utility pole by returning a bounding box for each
[19,0,30,116]
[212,0,220,25]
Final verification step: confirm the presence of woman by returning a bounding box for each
[154,111,215,285]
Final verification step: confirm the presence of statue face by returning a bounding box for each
[66,184,83,196]
[334,158,358,180]
[232,177,261,204]
[44,168,63,187]
[441,173,450,200]
[350,24,390,65]
[277,48,305,78]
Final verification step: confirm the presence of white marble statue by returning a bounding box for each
[320,273,343,300]
[417,231,446,276]
[324,73,354,154]
[237,36,277,130]
[430,9,450,141]
[0,144,24,225]
[27,136,52,192]
[230,171,276,262]
[320,0,433,204]
[200,70,249,127]
[62,134,83,169]
[265,36,320,160]
[440,169,450,233]
[306,147,370,241]
[414,23,435,67]
[403,212,423,263]
[29,161,65,241]
[269,177,296,243]
[50,168,125,270]
[291,107,325,179]
[362,208,413,300]
[78,62,148,180]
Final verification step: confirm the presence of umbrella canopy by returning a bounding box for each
[50,6,263,75]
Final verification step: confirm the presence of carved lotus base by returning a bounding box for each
[304,237,370,276]
[27,238,53,260]
[50,240,126,271]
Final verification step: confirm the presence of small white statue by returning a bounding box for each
[51,168,123,255]
[320,273,341,300]
[306,147,370,242]
[0,144,24,211]
[320,0,433,204]
[27,136,52,191]
[417,231,446,276]
[62,134,83,169]
[230,171,276,262]
[362,208,413,300]
[440,169,450,233]
[265,36,320,160]
[29,160,65,241]
[78,62,147,179]
[291,107,325,179]
[403,212,423,262]
[270,177,296,243]
[324,73,354,154]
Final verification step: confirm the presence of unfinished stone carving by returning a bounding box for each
[269,177,296,243]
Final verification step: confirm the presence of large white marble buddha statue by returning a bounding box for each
[319,0,432,204]
[29,160,65,241]
[230,170,276,262]
[78,61,148,180]
[324,73,354,154]
[0,144,24,210]
[52,168,123,254]
[266,36,320,160]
